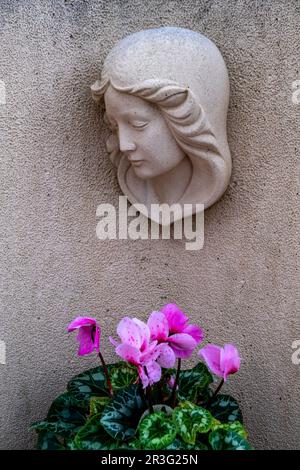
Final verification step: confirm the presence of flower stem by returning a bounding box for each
[157,381,164,403]
[206,378,224,406]
[98,352,113,397]
[146,386,154,414]
[170,358,181,407]
[213,378,224,398]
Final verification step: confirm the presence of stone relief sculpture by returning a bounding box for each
[91,27,231,224]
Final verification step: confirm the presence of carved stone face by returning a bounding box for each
[91,27,232,224]
[104,86,186,180]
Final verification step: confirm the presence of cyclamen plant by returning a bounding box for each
[30,304,253,450]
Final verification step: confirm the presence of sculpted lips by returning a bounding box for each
[127,155,144,166]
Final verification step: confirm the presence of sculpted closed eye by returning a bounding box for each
[130,120,149,129]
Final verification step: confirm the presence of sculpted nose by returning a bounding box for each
[118,126,136,153]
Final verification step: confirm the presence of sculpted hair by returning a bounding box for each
[91,68,227,207]
[91,70,222,166]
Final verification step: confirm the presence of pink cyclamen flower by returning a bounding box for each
[167,376,178,390]
[68,317,100,356]
[161,304,204,343]
[198,344,241,381]
[147,304,204,360]
[110,317,169,388]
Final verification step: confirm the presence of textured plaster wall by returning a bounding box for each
[0,0,299,450]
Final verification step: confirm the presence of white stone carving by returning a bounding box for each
[91,27,232,224]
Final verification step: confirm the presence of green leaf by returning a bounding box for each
[166,438,208,450]
[100,384,147,440]
[31,420,73,436]
[110,364,138,390]
[209,428,253,450]
[138,412,176,450]
[89,396,110,416]
[74,414,120,450]
[173,402,213,445]
[138,404,173,428]
[36,431,65,450]
[211,420,248,439]
[208,394,243,424]
[47,392,86,435]
[178,363,213,402]
[30,392,87,439]
[65,439,80,450]
[128,439,142,450]
[67,366,110,403]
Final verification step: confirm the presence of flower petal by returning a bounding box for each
[167,376,176,389]
[168,333,197,352]
[220,344,241,381]
[156,343,176,368]
[147,311,169,341]
[67,317,100,356]
[76,326,98,356]
[138,366,149,388]
[93,324,100,353]
[132,318,151,351]
[116,317,144,349]
[67,316,97,332]
[146,361,162,385]
[115,343,141,366]
[161,304,188,333]
[140,340,159,364]
[169,345,193,359]
[183,324,204,344]
[198,344,223,377]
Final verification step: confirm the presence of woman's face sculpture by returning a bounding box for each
[91,27,232,224]
[104,86,186,180]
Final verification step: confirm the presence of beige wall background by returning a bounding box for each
[0,0,299,450]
